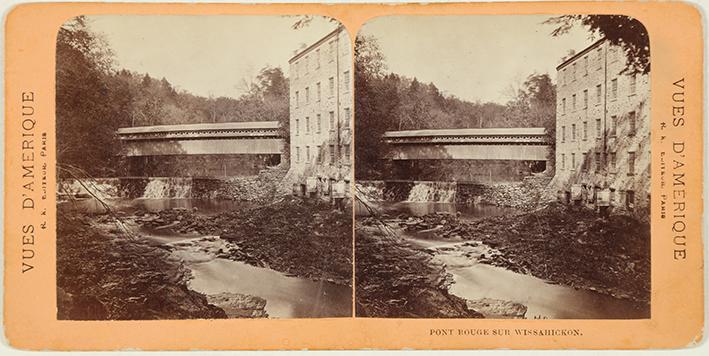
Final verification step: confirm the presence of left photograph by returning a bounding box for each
[56,15,353,320]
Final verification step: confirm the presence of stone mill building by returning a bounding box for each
[552,38,650,217]
[287,26,353,196]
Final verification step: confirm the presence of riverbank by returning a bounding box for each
[394,202,651,305]
[355,220,482,318]
[135,196,353,286]
[57,213,228,320]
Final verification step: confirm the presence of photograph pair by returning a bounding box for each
[56,14,650,320]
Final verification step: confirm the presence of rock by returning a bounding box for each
[205,292,268,318]
[466,298,527,319]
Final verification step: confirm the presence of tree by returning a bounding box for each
[56,16,127,177]
[545,15,650,74]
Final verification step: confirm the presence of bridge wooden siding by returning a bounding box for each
[382,127,550,161]
[117,121,284,156]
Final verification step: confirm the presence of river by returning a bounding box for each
[64,197,352,318]
[372,200,649,319]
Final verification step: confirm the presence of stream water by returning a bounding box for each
[66,196,352,318]
[383,201,649,320]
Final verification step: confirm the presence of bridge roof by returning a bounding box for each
[383,127,546,138]
[117,121,280,135]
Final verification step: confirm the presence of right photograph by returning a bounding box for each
[354,15,651,319]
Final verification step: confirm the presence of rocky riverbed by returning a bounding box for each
[57,196,353,320]
[390,202,651,305]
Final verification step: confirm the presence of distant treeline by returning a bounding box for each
[354,35,556,179]
[56,17,289,177]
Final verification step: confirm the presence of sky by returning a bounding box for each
[359,15,597,104]
[85,15,339,99]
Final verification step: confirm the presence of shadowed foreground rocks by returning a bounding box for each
[355,222,482,318]
[57,214,226,320]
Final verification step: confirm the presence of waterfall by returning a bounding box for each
[142,178,192,199]
[406,182,456,203]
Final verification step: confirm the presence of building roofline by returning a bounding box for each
[288,26,343,64]
[556,38,606,71]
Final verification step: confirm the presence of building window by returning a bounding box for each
[316,82,321,102]
[343,70,350,91]
[583,121,588,140]
[572,63,576,81]
[306,146,310,162]
[329,77,335,96]
[596,84,602,104]
[628,151,636,175]
[295,91,299,107]
[610,115,617,136]
[572,94,576,110]
[344,107,351,122]
[583,56,588,76]
[305,117,310,134]
[630,74,637,95]
[343,144,350,163]
[596,119,602,138]
[329,144,335,164]
[316,49,320,69]
[583,89,588,109]
[305,87,310,104]
[611,78,618,100]
[582,152,588,172]
[561,153,566,169]
[329,41,335,61]
[597,47,603,69]
[595,152,601,173]
[316,114,322,133]
[295,118,299,136]
[294,61,299,79]
[561,126,566,142]
[628,111,636,136]
[610,46,618,62]
[571,153,576,170]
[305,55,309,73]
[295,146,300,162]
[329,111,335,131]
[571,123,576,141]
[561,69,565,86]
[316,145,321,163]
[562,98,566,114]
[610,151,617,171]
[626,190,635,210]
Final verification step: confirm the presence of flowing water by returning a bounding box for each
[188,259,351,318]
[404,233,649,319]
[375,199,650,320]
[62,189,352,319]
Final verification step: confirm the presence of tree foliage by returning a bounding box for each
[56,17,289,177]
[546,15,650,74]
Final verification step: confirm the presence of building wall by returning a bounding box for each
[288,27,353,185]
[553,39,650,216]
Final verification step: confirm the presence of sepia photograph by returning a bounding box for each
[354,15,651,319]
[55,15,353,320]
